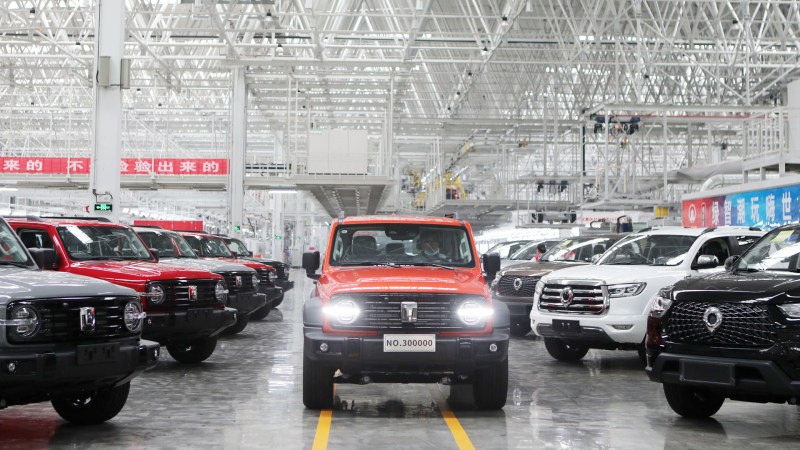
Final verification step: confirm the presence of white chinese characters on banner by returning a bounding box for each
[711,201,720,226]
[180,161,197,173]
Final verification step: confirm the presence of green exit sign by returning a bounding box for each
[94,203,113,212]
[233,225,241,231]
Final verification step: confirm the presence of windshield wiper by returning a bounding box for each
[397,262,455,270]
[0,261,31,268]
[339,262,402,267]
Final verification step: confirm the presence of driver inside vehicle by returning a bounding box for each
[416,229,451,262]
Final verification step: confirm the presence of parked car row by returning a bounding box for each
[491,225,800,419]
[0,216,292,424]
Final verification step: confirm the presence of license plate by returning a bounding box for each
[383,334,436,353]
[76,342,120,365]
[552,319,581,334]
[680,361,735,386]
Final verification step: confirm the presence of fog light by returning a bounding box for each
[489,343,498,353]
[153,348,160,359]
[319,342,329,353]
[7,361,16,373]
[611,324,633,330]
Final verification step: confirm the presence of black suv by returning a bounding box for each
[647,223,800,418]
[220,236,291,309]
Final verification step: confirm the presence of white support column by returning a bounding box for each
[90,0,126,222]
[271,194,283,261]
[789,80,800,157]
[229,68,247,238]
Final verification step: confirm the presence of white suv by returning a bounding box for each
[530,226,763,363]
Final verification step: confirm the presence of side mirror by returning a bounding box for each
[148,248,160,263]
[692,254,719,270]
[302,251,321,280]
[482,252,501,282]
[28,248,58,270]
[591,254,602,264]
[246,251,253,257]
[724,255,741,272]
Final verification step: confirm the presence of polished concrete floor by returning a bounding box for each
[3,271,800,449]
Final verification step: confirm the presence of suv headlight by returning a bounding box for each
[215,281,228,303]
[324,299,360,324]
[778,303,800,318]
[265,270,273,283]
[145,283,166,305]
[607,283,646,298]
[123,300,145,332]
[534,280,545,300]
[252,274,260,288]
[8,304,41,338]
[649,289,674,318]
[456,298,493,326]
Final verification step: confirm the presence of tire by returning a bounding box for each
[51,382,130,425]
[663,383,725,418]
[249,305,271,321]
[543,338,589,362]
[303,354,334,409]
[272,292,285,308]
[473,358,508,410]
[166,337,218,363]
[221,315,249,335]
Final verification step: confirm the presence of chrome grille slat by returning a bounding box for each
[664,302,777,348]
[222,271,256,295]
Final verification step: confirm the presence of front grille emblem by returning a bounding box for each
[703,306,723,333]
[188,285,198,301]
[235,276,242,287]
[513,278,523,291]
[400,301,418,323]
[560,287,574,305]
[79,307,96,332]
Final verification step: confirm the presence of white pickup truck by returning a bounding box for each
[530,226,763,363]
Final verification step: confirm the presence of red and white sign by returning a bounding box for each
[0,157,91,174]
[133,220,204,232]
[0,157,228,176]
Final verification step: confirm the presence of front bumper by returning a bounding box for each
[275,279,294,291]
[228,291,267,317]
[142,307,237,344]
[0,338,160,403]
[647,352,800,400]
[531,310,646,345]
[304,327,509,382]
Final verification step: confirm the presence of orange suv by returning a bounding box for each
[301,216,508,409]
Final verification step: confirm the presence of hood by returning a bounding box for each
[541,263,685,286]
[70,260,222,287]
[160,257,255,274]
[317,266,488,298]
[673,271,800,302]
[201,257,271,270]
[0,267,137,302]
[244,257,282,268]
[500,261,587,278]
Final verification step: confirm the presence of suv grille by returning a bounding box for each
[272,264,287,280]
[332,293,483,331]
[539,283,606,314]
[664,302,777,348]
[222,271,256,296]
[7,297,139,344]
[496,275,538,297]
[158,279,220,307]
[256,268,273,285]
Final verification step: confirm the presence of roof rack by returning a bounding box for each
[132,225,164,230]
[39,216,112,223]
[2,215,42,221]
[702,225,762,234]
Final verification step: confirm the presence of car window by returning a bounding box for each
[0,222,35,267]
[738,227,800,272]
[183,235,233,258]
[18,229,55,250]
[735,235,759,252]
[696,237,731,264]
[598,234,697,266]
[542,237,618,263]
[56,225,152,261]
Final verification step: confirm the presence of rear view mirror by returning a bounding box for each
[29,248,58,270]
[692,254,719,270]
[482,252,501,283]
[302,251,321,280]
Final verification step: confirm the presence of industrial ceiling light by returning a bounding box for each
[266,10,273,20]
[467,71,473,77]
[276,43,284,55]
[481,46,489,56]
[456,91,461,97]
[29,7,35,19]
[501,15,509,27]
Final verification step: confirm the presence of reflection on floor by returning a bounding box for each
[2,270,800,449]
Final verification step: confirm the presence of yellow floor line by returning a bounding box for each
[432,386,476,450]
[312,386,335,450]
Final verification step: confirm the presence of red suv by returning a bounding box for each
[179,231,282,316]
[8,217,236,363]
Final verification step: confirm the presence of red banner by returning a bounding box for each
[0,157,90,174]
[0,157,228,175]
[134,220,204,232]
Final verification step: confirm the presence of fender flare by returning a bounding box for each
[303,296,324,327]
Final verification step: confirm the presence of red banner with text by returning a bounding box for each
[0,157,228,175]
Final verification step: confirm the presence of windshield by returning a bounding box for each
[137,230,198,258]
[0,220,34,267]
[541,237,618,263]
[597,234,697,266]
[509,239,560,261]
[183,235,234,258]
[57,225,153,261]
[329,224,476,267]
[226,239,250,257]
[486,241,530,259]
[737,228,800,272]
